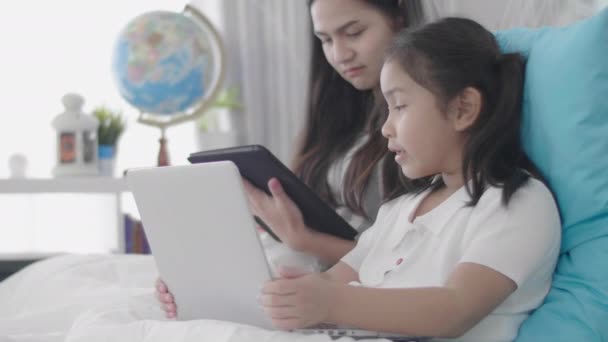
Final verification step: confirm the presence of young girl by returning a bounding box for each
[259,18,561,341]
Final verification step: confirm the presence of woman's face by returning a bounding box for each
[311,0,399,90]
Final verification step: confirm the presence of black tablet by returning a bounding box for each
[188,145,357,241]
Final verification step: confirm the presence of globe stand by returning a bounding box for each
[157,128,170,166]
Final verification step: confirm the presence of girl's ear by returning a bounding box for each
[452,87,482,132]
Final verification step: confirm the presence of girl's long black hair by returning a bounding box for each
[293,0,424,218]
[385,17,539,206]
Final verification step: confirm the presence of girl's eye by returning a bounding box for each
[346,29,364,38]
[393,105,407,111]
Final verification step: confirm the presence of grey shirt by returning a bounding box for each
[327,136,383,236]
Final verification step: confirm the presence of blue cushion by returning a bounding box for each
[496,8,608,341]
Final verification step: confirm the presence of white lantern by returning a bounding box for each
[52,93,99,177]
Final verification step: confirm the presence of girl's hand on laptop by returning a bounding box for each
[155,278,177,319]
[259,266,336,330]
[243,178,314,252]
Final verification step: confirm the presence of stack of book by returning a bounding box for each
[123,214,150,254]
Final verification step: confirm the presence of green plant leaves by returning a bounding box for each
[93,106,126,146]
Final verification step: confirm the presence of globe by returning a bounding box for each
[112,6,224,127]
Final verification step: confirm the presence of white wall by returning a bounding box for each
[0,0,225,180]
[0,1,222,253]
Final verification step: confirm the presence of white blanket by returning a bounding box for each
[0,254,390,342]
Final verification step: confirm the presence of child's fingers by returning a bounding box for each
[164,293,174,303]
[264,305,298,320]
[163,302,177,313]
[156,278,167,292]
[165,305,177,319]
[155,290,174,304]
[155,289,165,303]
[158,302,177,313]
[258,293,294,308]
[277,265,309,279]
[270,317,302,331]
[262,279,297,295]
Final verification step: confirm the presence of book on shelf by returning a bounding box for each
[123,214,150,254]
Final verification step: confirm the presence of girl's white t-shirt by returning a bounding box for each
[342,178,561,342]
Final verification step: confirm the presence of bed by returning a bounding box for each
[0,253,379,342]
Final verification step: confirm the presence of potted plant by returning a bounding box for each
[92,106,126,176]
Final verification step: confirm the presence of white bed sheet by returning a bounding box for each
[0,254,391,342]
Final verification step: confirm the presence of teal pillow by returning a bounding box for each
[496,7,608,341]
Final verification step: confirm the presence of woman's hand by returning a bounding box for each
[259,267,337,330]
[243,178,315,252]
[155,278,177,318]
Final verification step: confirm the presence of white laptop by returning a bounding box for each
[126,161,424,341]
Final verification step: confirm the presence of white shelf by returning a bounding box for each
[0,177,131,253]
[0,252,64,260]
[0,177,129,194]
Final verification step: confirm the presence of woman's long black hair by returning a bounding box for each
[385,17,539,206]
[293,0,424,218]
